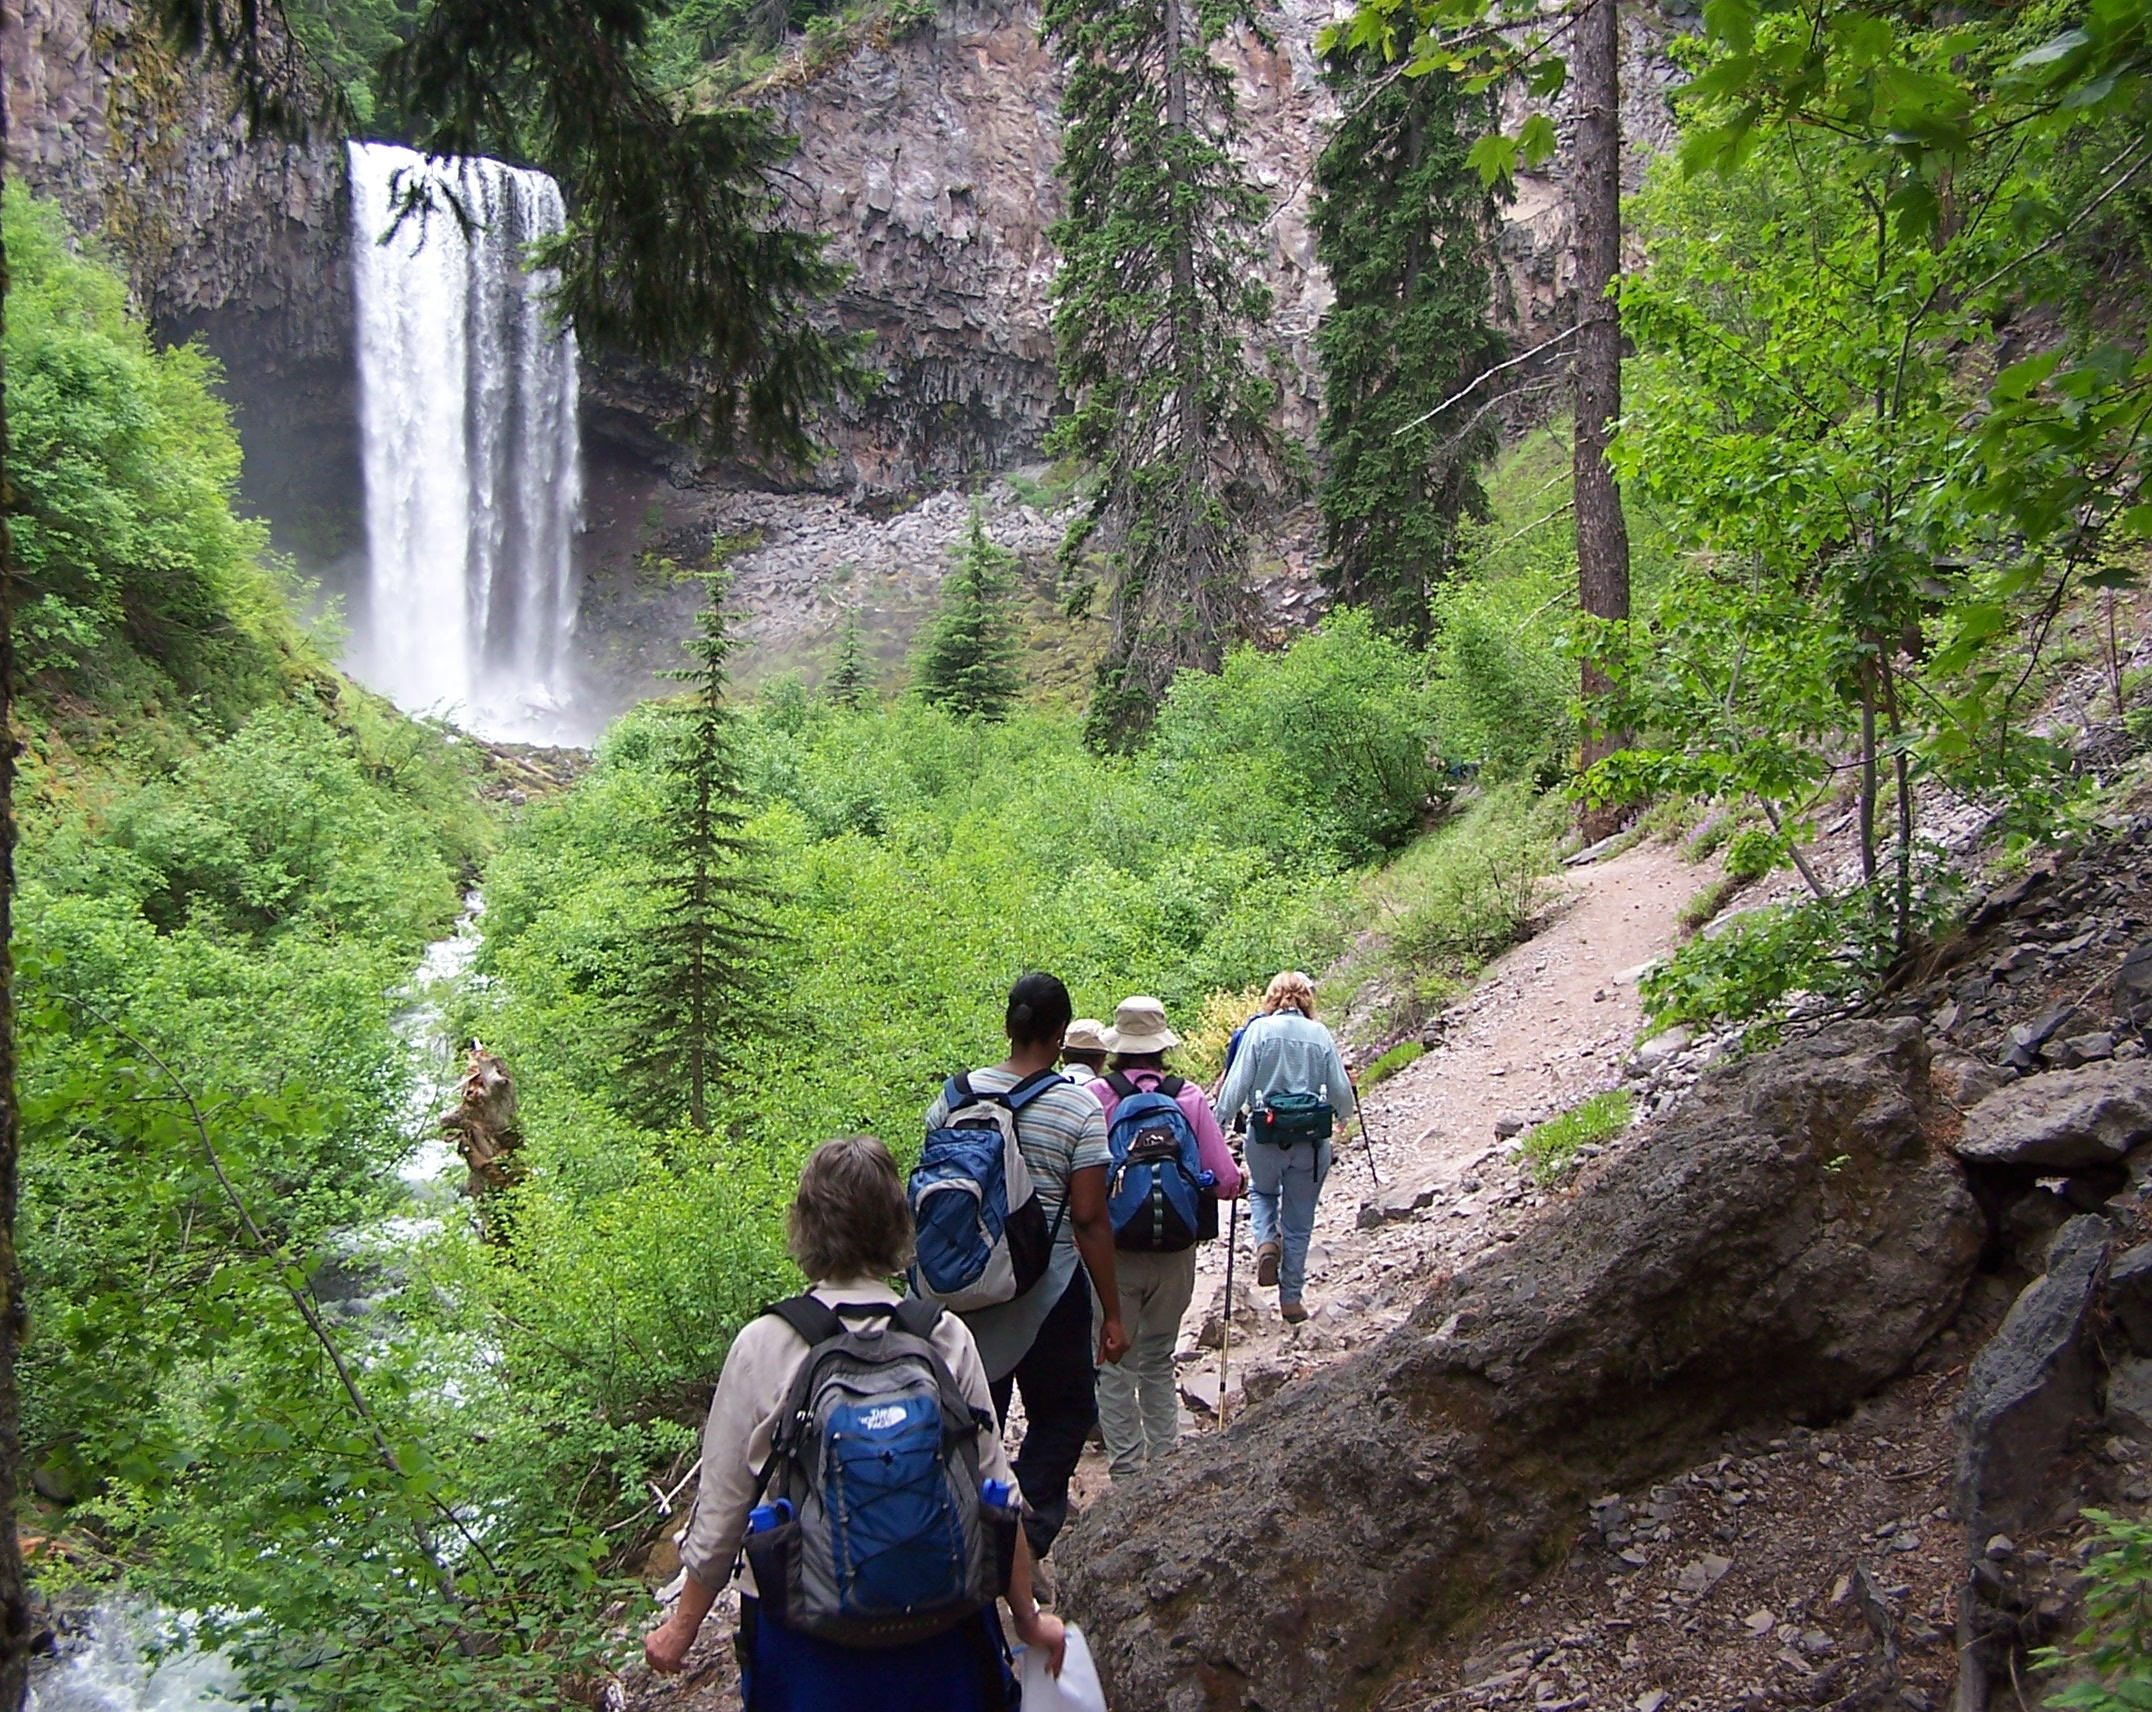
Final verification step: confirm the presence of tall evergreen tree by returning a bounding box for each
[1312,63,1508,642]
[1042,0,1282,750]
[825,603,873,710]
[914,504,1024,723]
[618,573,777,1130]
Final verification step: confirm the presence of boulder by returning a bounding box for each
[1060,1021,1982,1712]
[1955,1216,2108,1547]
[2107,1357,2152,1439]
[2119,939,2152,1041]
[1953,1062,2152,1170]
[2108,1243,2152,1357]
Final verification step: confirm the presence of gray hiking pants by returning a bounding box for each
[1096,1247,1197,1479]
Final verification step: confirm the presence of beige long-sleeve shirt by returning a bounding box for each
[675,1277,1016,1593]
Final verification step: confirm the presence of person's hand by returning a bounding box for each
[1097,1315,1131,1365]
[1014,1606,1068,1677]
[643,1611,695,1675]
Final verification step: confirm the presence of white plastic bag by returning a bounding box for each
[1016,1622,1108,1712]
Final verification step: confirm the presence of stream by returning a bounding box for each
[29,901,486,1712]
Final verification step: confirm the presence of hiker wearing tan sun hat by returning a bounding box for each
[1083,997,1245,1479]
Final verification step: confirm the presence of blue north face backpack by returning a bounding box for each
[1103,1072,1214,1253]
[742,1296,1017,1649]
[908,1070,1063,1312]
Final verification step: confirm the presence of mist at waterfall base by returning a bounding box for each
[347,142,592,746]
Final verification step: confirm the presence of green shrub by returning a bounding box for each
[1361,1040,1426,1086]
[1521,1090,1634,1186]
[5,186,303,729]
[1147,610,1440,865]
[2034,1510,2152,1711]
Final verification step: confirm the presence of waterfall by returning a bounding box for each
[347,141,584,744]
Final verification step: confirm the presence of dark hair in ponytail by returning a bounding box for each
[1005,972,1073,1048]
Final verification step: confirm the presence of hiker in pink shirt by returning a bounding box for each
[1084,996,1246,1479]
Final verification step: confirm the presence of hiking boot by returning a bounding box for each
[1256,1241,1281,1288]
[1280,1300,1309,1325]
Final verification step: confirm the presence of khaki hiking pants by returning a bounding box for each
[1096,1246,1197,1479]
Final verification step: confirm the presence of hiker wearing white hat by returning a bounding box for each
[1060,1018,1110,1083]
[1086,997,1246,1479]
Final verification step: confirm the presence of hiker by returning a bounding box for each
[915,973,1129,1563]
[1086,996,1245,1479]
[1212,971,1355,1325]
[644,1135,1065,1707]
[1059,1017,1111,1083]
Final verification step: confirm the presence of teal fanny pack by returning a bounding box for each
[1250,1091,1333,1146]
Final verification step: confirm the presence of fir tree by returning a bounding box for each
[618,572,778,1130]
[1312,63,1508,642]
[914,504,1025,723]
[1042,0,1282,751]
[826,604,872,710]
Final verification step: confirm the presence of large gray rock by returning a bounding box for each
[2118,940,2152,1041]
[1060,1021,1983,1712]
[1954,1216,2109,1546]
[1953,1062,2152,1169]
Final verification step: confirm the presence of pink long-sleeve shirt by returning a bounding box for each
[1087,1069,1247,1197]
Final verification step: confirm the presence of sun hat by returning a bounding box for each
[1063,1018,1111,1054]
[1102,996,1178,1055]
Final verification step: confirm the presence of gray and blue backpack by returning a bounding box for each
[908,1070,1062,1311]
[741,1297,1018,1648]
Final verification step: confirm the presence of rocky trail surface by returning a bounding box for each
[1168,837,1705,1416]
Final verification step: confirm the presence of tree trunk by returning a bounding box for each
[0,79,37,1712]
[1573,0,1631,842]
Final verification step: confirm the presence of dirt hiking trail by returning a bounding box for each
[1169,836,1703,1412]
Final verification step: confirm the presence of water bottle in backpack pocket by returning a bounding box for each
[742,1297,1018,1648]
[1103,1073,1215,1252]
[908,1070,1063,1311]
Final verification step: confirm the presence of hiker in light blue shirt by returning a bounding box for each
[1213,971,1355,1324]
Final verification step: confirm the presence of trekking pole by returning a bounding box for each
[1218,1192,1240,1430]
[1352,1078,1381,1186]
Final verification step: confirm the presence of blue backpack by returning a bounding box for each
[1103,1072,1215,1253]
[742,1296,1017,1649]
[908,1070,1063,1312]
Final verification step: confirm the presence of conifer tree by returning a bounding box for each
[825,604,872,710]
[914,504,1025,723]
[618,572,777,1130]
[1312,63,1508,642]
[1042,0,1281,750]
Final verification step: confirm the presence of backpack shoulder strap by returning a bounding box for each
[1105,1071,1137,1100]
[944,1072,975,1108]
[893,1297,943,1340]
[765,1294,846,1347]
[1158,1074,1187,1098]
[1003,1067,1064,1111]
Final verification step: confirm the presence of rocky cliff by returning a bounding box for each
[5,0,363,564]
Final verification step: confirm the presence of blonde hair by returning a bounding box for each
[1261,971,1318,1019]
[787,1136,914,1281]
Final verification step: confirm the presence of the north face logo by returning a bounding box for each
[859,1405,908,1431]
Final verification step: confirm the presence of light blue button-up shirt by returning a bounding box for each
[1213,1010,1356,1130]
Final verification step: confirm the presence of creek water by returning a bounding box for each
[30,901,489,1708]
[346,142,585,744]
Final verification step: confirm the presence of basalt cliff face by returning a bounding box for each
[5,0,363,563]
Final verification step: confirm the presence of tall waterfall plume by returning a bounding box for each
[347,141,584,742]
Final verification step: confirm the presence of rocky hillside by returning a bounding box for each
[1055,791,2152,1712]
